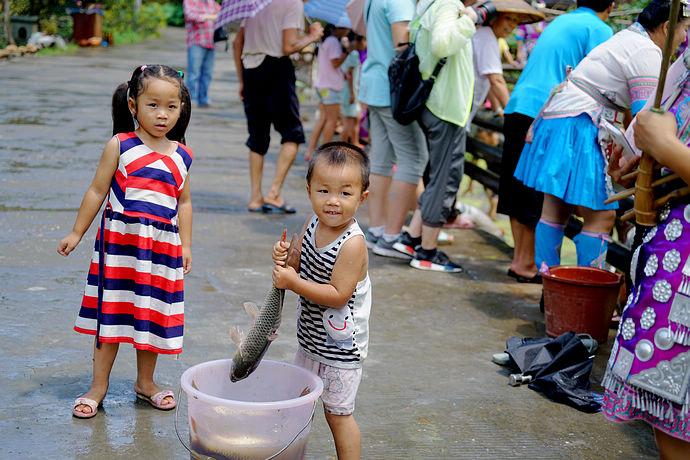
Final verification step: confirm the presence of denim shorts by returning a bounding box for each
[316,88,342,106]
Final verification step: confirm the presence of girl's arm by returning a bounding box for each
[273,235,367,309]
[57,136,120,256]
[346,68,355,104]
[178,177,193,274]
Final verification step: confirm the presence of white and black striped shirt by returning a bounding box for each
[296,216,371,369]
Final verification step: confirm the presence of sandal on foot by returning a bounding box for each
[72,397,100,419]
[136,390,176,411]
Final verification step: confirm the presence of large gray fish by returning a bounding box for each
[229,232,300,382]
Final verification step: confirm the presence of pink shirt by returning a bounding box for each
[183,0,220,49]
[315,36,345,91]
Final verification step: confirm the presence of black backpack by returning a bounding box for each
[388,38,446,125]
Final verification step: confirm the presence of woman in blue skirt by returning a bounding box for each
[514,0,689,268]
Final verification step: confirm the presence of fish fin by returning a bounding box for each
[229,326,245,348]
[244,302,260,322]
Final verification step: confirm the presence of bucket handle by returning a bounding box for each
[174,387,318,460]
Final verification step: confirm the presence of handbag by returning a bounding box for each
[388,42,446,126]
[213,27,228,43]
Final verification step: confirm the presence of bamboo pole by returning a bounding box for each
[605,173,680,204]
[633,0,682,227]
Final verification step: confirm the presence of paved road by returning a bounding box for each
[0,28,656,459]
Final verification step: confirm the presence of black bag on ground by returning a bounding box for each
[388,42,446,125]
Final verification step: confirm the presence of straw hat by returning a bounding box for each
[487,0,545,24]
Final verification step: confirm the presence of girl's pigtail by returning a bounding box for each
[168,83,192,144]
[112,82,135,136]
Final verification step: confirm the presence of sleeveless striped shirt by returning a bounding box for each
[296,215,372,369]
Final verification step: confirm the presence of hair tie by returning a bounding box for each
[140,64,148,71]
[177,70,184,78]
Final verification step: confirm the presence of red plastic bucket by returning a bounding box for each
[542,266,622,344]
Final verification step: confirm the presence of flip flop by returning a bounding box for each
[507,269,542,284]
[72,397,101,419]
[247,206,264,213]
[136,390,176,411]
[262,203,296,214]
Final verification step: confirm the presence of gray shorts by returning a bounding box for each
[368,106,428,184]
[294,348,362,416]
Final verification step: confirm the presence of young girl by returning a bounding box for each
[272,142,371,460]
[57,64,193,419]
[304,25,349,161]
[340,34,364,146]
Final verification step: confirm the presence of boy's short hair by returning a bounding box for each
[306,142,370,191]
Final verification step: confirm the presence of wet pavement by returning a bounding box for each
[1,28,657,459]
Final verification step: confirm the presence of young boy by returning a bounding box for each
[272,142,371,460]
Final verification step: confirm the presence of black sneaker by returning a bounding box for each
[410,248,463,273]
[392,231,421,258]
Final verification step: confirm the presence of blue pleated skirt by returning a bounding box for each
[513,114,618,211]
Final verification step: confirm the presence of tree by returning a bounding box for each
[3,0,14,46]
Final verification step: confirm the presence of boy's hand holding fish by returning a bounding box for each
[272,239,298,290]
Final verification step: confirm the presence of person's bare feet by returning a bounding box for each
[73,385,108,416]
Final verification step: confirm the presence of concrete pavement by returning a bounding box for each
[0,28,656,459]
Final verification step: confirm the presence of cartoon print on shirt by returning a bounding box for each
[323,307,355,350]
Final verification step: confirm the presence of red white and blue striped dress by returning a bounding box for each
[74,132,193,354]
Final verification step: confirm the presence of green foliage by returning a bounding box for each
[162,2,184,27]
[607,0,649,33]
[10,0,73,38]
[103,0,168,44]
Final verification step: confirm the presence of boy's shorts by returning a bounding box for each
[316,88,342,106]
[294,348,361,416]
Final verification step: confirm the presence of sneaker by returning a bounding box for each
[364,229,380,250]
[392,231,421,258]
[373,237,413,260]
[410,249,463,273]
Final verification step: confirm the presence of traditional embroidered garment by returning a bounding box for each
[602,60,690,441]
[514,23,661,211]
[74,133,193,354]
[296,216,372,369]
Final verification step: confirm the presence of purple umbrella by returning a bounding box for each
[215,0,274,29]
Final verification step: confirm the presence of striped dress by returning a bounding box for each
[296,216,372,369]
[74,132,193,354]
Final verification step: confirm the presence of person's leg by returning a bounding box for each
[324,411,361,460]
[367,107,395,230]
[536,193,571,268]
[74,341,119,416]
[197,47,215,106]
[305,104,327,161]
[654,428,690,460]
[382,108,428,237]
[343,116,356,144]
[242,62,272,210]
[575,206,616,267]
[264,141,298,208]
[510,218,538,277]
[321,103,341,144]
[134,349,174,407]
[249,151,265,209]
[186,45,203,105]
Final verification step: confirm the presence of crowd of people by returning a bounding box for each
[55,0,690,458]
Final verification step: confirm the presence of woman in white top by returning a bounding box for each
[514,0,690,270]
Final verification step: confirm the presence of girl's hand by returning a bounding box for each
[57,232,81,256]
[634,110,677,159]
[182,246,192,274]
[272,265,297,290]
[272,240,290,267]
[607,143,640,186]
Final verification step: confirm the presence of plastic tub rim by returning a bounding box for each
[180,358,324,410]
[542,265,622,288]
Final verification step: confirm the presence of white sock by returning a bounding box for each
[369,226,384,237]
[382,232,400,243]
